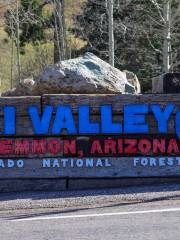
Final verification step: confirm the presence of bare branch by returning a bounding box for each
[143,30,162,54]
[149,0,166,24]
[171,2,180,26]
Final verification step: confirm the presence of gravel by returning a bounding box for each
[0,182,180,218]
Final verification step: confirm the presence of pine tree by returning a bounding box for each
[73,0,180,91]
[5,0,51,48]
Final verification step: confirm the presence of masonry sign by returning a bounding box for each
[0,95,180,178]
[1,104,180,136]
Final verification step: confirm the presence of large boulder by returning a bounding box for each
[2,53,140,96]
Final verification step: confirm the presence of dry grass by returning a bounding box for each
[0,28,14,92]
[0,0,86,93]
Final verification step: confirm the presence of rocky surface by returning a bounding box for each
[123,70,141,93]
[3,78,37,96]
[2,53,140,96]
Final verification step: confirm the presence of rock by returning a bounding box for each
[2,78,37,96]
[2,53,140,96]
[123,70,141,93]
[152,75,164,93]
[152,73,180,93]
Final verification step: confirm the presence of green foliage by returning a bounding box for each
[0,27,53,92]
[73,0,180,92]
[18,42,54,81]
[0,0,87,92]
[4,0,52,48]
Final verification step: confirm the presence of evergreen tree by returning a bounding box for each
[73,0,180,91]
[4,0,52,48]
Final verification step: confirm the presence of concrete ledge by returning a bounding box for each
[0,179,67,193]
[68,177,180,190]
[1,177,180,192]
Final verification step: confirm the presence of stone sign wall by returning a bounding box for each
[0,94,180,192]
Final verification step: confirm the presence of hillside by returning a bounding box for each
[0,0,15,23]
[0,0,86,93]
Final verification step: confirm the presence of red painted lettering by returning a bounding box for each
[124,139,137,154]
[153,139,165,154]
[64,140,76,155]
[32,140,46,154]
[15,139,30,155]
[90,140,103,154]
[47,139,62,155]
[104,139,116,154]
[138,139,151,154]
[118,139,123,154]
[167,139,179,154]
[0,140,13,154]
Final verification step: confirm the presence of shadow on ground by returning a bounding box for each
[0,182,180,201]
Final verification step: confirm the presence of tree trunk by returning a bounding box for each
[16,0,21,81]
[54,0,66,63]
[163,0,171,73]
[108,0,114,66]
[10,17,14,89]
